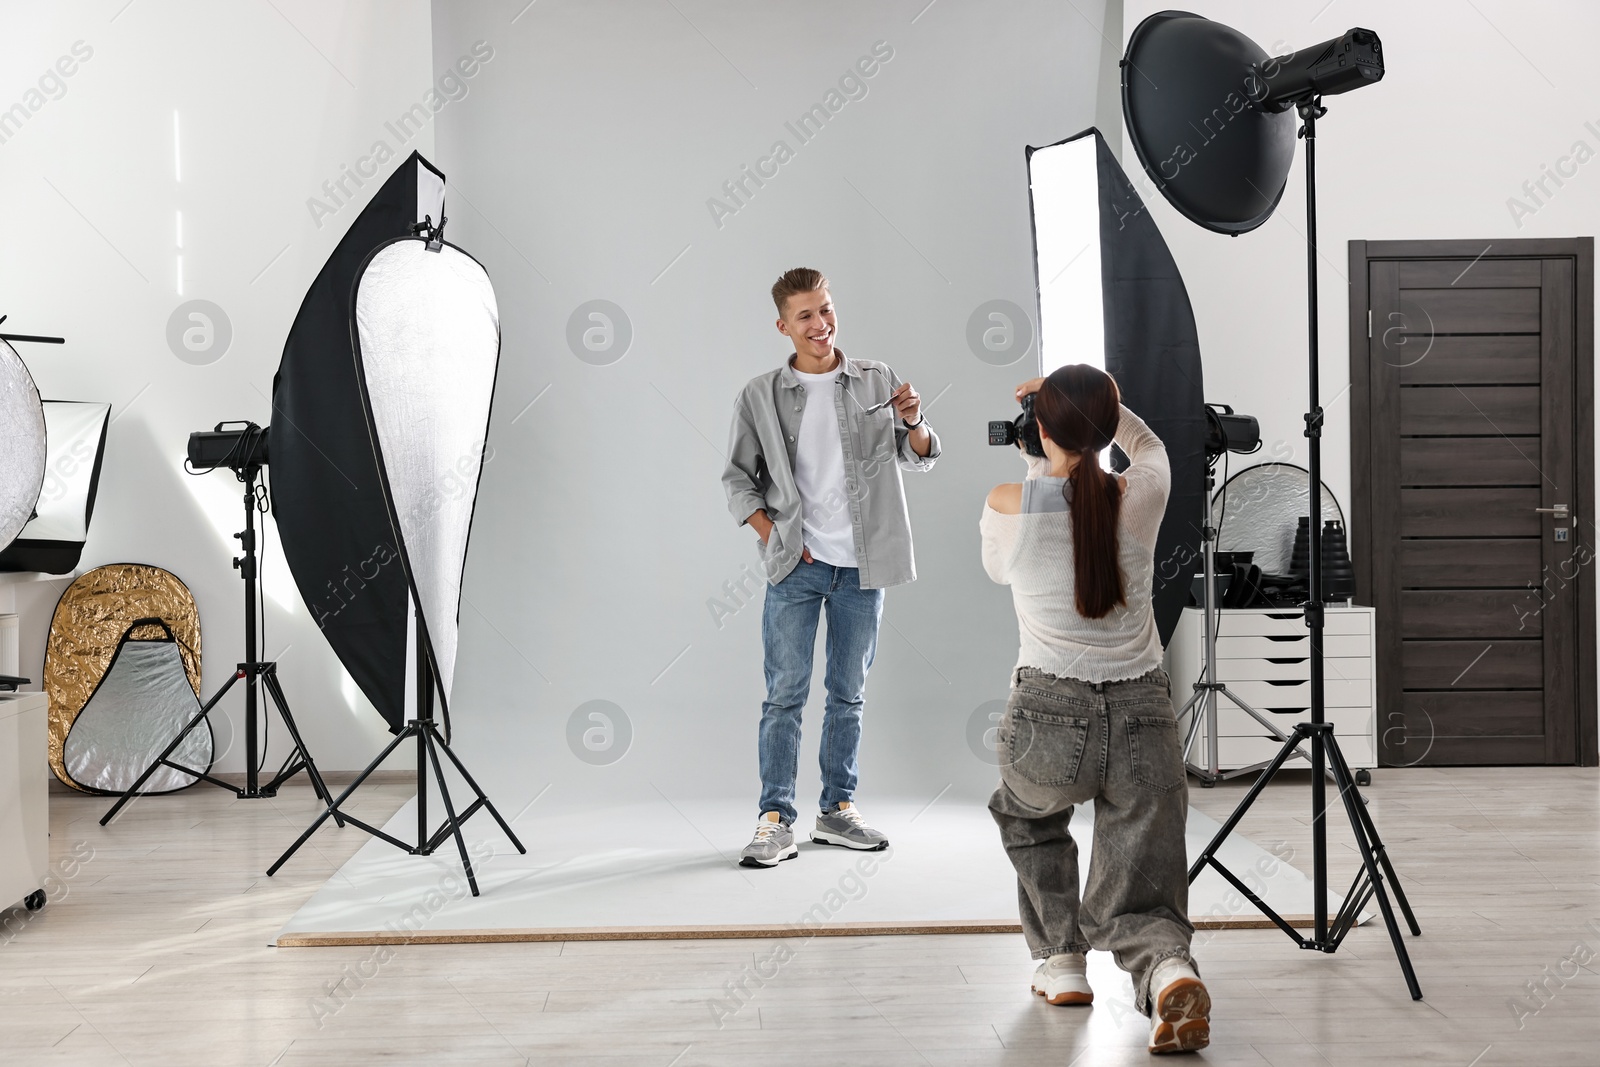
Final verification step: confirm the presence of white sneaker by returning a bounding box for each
[1031,952,1093,1006]
[811,801,889,850]
[1147,957,1210,1054]
[739,814,797,868]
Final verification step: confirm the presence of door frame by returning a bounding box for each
[1349,237,1596,766]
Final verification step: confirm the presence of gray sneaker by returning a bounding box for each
[812,803,889,851]
[739,816,797,868]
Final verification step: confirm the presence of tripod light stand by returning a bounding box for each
[1178,417,1326,786]
[266,197,524,893]
[268,608,525,895]
[102,425,340,823]
[1122,12,1422,999]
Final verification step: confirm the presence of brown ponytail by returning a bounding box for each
[1033,365,1125,619]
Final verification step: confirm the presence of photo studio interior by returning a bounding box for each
[1,1,1597,1064]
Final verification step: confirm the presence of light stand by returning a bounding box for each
[1185,98,1423,999]
[266,609,526,895]
[1178,457,1323,785]
[101,460,339,823]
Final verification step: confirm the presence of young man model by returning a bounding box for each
[722,268,940,868]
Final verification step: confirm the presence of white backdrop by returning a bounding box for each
[428,0,1123,810]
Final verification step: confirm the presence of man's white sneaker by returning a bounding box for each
[1031,953,1093,1006]
[812,802,889,850]
[1147,957,1210,1054]
[739,815,797,868]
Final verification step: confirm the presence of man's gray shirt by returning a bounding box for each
[722,351,940,589]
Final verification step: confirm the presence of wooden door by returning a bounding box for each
[1351,239,1595,766]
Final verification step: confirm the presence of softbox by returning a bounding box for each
[0,338,47,552]
[269,153,446,732]
[351,235,500,714]
[1026,128,1206,644]
[0,400,110,574]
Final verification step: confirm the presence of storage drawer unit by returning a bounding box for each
[1165,605,1377,771]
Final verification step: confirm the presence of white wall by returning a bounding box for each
[428,0,1123,807]
[1121,0,1600,534]
[2,1,436,773]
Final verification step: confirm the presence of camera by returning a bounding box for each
[988,393,1045,458]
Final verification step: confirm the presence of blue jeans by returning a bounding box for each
[758,561,885,824]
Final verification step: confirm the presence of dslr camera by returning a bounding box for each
[988,393,1045,458]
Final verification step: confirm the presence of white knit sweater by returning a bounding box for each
[980,405,1171,683]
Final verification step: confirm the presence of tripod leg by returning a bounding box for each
[431,730,528,854]
[1178,687,1206,762]
[422,728,480,896]
[262,671,345,827]
[101,671,240,825]
[267,726,412,877]
[1326,737,1423,1000]
[1188,727,1305,883]
[1328,738,1422,936]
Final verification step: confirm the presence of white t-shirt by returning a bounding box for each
[792,365,859,567]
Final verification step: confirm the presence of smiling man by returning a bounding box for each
[722,267,940,868]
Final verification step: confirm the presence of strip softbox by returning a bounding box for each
[269,153,446,732]
[351,235,500,713]
[0,400,110,574]
[0,338,47,552]
[1026,128,1207,644]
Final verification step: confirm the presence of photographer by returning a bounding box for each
[980,365,1209,1055]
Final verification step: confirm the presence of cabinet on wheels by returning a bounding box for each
[1,692,49,913]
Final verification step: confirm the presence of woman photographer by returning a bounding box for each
[980,364,1209,1055]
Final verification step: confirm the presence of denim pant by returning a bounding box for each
[758,561,884,824]
[988,666,1197,1016]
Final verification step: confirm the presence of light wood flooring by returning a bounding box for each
[2,767,1597,1065]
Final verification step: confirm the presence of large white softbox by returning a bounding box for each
[0,339,47,551]
[351,237,500,711]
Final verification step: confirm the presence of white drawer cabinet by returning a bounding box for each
[1165,606,1377,771]
[1,692,49,912]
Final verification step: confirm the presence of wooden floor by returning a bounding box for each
[2,767,1597,1066]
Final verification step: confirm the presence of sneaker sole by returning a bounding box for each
[810,831,889,851]
[739,845,799,868]
[1032,984,1093,1006]
[1149,977,1211,1054]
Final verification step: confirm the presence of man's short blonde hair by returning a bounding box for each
[771,267,829,317]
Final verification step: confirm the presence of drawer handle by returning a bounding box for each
[1264,679,1306,687]
[1266,657,1310,665]
[1263,635,1308,642]
[1266,613,1302,620]
[1268,708,1310,715]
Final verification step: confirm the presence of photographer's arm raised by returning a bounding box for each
[1113,403,1171,538]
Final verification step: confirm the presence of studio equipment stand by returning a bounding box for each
[1179,461,1323,787]
[1187,98,1423,1000]
[267,613,526,895]
[102,451,339,824]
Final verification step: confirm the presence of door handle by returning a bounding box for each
[1535,504,1570,519]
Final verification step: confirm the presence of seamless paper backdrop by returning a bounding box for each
[429,0,1124,809]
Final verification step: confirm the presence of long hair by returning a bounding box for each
[1033,364,1125,619]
